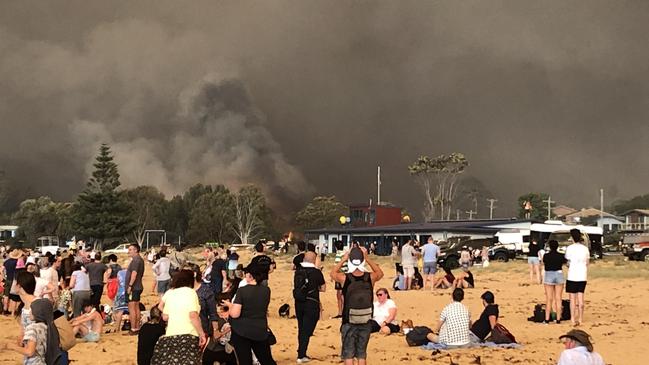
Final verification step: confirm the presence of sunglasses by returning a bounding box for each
[376,292,386,296]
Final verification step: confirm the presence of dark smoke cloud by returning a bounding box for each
[1,1,648,217]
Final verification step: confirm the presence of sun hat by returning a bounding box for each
[9,249,23,260]
[559,329,594,352]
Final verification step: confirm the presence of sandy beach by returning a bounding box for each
[2,252,648,365]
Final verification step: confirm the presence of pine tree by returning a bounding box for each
[73,144,134,248]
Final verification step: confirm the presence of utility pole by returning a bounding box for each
[542,196,555,220]
[456,209,460,220]
[600,188,604,229]
[377,166,381,206]
[466,210,476,220]
[486,198,497,220]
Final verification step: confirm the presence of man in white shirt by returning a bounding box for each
[400,240,419,290]
[565,229,589,326]
[557,329,605,365]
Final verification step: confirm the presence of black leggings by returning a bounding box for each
[202,347,237,365]
[230,331,276,365]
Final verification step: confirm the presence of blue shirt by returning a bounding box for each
[422,243,439,262]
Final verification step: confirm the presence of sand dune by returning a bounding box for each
[2,252,648,364]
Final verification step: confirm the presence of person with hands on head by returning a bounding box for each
[330,246,384,365]
[151,269,206,365]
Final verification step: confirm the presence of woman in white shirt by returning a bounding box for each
[69,262,91,318]
[370,288,400,335]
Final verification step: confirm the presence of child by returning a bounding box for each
[5,299,52,365]
[57,278,72,319]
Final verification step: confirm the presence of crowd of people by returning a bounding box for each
[0,227,605,365]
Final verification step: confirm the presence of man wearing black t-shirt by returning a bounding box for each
[294,252,326,363]
[470,291,499,342]
[293,241,307,270]
[249,241,275,286]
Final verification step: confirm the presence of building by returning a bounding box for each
[0,225,19,242]
[553,205,578,218]
[620,209,649,232]
[563,208,623,232]
[349,203,402,227]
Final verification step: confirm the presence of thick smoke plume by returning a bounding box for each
[1,2,649,216]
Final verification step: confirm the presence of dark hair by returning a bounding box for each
[297,241,306,252]
[376,288,390,299]
[443,266,453,275]
[307,243,316,252]
[481,290,495,304]
[452,288,464,302]
[254,242,264,253]
[548,240,559,251]
[16,271,36,294]
[334,240,344,251]
[94,252,102,261]
[150,304,162,323]
[107,254,118,262]
[72,262,83,272]
[570,229,582,243]
[171,269,195,289]
[158,250,166,258]
[82,299,93,309]
[129,243,141,253]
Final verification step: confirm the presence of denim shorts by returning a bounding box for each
[157,279,170,294]
[528,257,540,265]
[544,270,564,285]
[341,323,371,360]
[83,331,100,342]
[423,262,437,275]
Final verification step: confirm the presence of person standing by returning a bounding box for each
[292,241,307,270]
[2,249,20,315]
[224,263,277,365]
[152,250,171,297]
[249,241,275,286]
[332,240,348,319]
[528,240,542,284]
[330,247,384,365]
[421,238,440,291]
[543,240,566,324]
[125,243,145,335]
[565,229,589,326]
[85,252,107,309]
[69,263,91,318]
[210,250,227,296]
[400,240,418,290]
[293,252,326,363]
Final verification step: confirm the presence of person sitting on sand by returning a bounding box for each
[432,267,455,289]
[557,329,605,365]
[452,266,474,289]
[370,288,400,335]
[427,288,471,347]
[70,300,103,342]
[137,304,166,365]
[469,291,498,343]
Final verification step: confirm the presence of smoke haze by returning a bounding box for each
[1,1,648,217]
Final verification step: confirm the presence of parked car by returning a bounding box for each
[437,237,509,269]
[622,235,649,261]
[104,243,129,254]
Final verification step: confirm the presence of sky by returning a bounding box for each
[1,1,648,218]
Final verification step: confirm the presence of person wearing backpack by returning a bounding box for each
[330,247,383,365]
[293,252,326,363]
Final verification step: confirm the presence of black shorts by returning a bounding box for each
[565,280,587,293]
[126,289,143,302]
[369,320,400,334]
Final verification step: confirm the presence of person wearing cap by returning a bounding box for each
[469,291,498,343]
[557,329,605,365]
[249,241,275,286]
[330,246,384,365]
[223,263,277,365]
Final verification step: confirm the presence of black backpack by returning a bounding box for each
[344,273,373,324]
[405,326,433,346]
[293,267,318,303]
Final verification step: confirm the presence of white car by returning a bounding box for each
[104,244,129,254]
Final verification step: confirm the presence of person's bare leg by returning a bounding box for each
[359,359,366,365]
[336,290,344,316]
[127,302,135,329]
[529,263,534,281]
[405,276,411,291]
[577,292,585,325]
[535,264,541,284]
[544,285,553,322]
[132,301,141,330]
[554,285,563,321]
[344,359,354,365]
[2,296,8,312]
[114,311,123,331]
[569,293,577,326]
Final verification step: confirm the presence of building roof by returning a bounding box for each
[564,208,620,220]
[553,205,578,217]
[305,218,530,235]
[620,209,649,216]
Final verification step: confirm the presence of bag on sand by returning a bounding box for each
[54,315,76,351]
[528,304,545,323]
[405,326,433,346]
[561,299,571,321]
[487,323,516,344]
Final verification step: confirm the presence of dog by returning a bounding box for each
[400,319,414,335]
